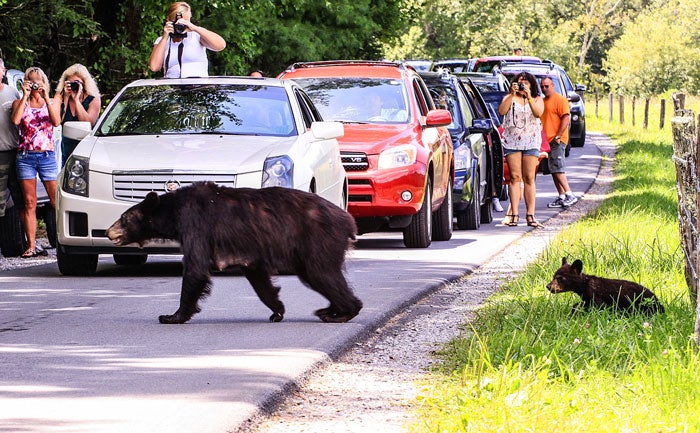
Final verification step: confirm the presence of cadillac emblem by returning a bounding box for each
[164,180,181,193]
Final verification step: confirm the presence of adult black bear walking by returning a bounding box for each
[106,182,362,324]
[546,257,664,315]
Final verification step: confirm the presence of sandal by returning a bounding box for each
[20,249,38,258]
[526,214,544,228]
[502,214,519,227]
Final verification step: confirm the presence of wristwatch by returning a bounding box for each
[554,135,561,142]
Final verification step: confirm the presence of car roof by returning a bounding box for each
[279,60,409,79]
[121,76,292,88]
[499,62,559,77]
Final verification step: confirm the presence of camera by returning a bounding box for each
[30,82,39,90]
[170,12,188,39]
[68,81,81,92]
[518,83,525,91]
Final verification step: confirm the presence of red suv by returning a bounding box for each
[279,61,454,248]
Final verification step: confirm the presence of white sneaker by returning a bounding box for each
[562,195,578,207]
[547,197,564,208]
[492,197,504,212]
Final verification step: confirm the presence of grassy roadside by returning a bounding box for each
[411,108,699,431]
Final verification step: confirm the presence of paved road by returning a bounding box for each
[0,134,605,433]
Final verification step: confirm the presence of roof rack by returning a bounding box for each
[284,60,405,72]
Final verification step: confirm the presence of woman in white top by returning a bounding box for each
[148,2,226,78]
[498,71,544,228]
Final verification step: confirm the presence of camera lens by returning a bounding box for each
[69,81,80,92]
[30,82,39,90]
[518,83,525,91]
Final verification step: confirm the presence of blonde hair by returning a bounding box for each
[56,63,100,97]
[24,66,50,90]
[167,2,191,21]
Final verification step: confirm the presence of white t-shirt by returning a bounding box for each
[155,32,209,78]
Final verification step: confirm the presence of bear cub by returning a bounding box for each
[546,257,664,314]
[106,182,362,324]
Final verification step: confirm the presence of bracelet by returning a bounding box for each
[527,97,533,102]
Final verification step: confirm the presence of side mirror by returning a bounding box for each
[62,121,92,140]
[426,109,452,127]
[468,118,494,134]
[568,93,581,103]
[311,121,344,140]
[575,84,587,92]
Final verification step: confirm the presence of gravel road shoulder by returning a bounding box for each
[238,134,615,433]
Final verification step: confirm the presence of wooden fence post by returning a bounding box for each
[595,90,599,118]
[660,99,666,129]
[608,93,613,122]
[644,98,650,129]
[632,96,636,126]
[619,95,625,124]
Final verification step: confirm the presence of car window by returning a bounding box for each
[294,89,317,129]
[413,78,434,116]
[428,83,463,131]
[501,70,565,95]
[291,77,409,124]
[96,84,297,137]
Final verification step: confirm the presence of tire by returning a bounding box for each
[480,190,493,224]
[570,124,586,148]
[113,254,148,266]
[0,205,27,257]
[403,179,432,248]
[57,244,98,276]
[40,205,57,248]
[432,177,453,241]
[457,179,480,230]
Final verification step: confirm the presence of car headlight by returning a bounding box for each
[262,155,294,188]
[62,155,89,197]
[377,144,417,169]
[454,142,470,171]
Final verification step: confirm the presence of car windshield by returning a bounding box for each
[292,78,409,124]
[96,84,297,137]
[470,79,502,93]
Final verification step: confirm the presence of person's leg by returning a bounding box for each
[19,177,38,256]
[0,151,14,217]
[505,151,523,224]
[522,154,540,218]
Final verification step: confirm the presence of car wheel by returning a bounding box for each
[457,180,480,230]
[113,254,148,266]
[570,124,586,148]
[403,179,432,248]
[57,243,98,276]
[0,204,27,257]
[432,177,453,241]
[40,205,57,248]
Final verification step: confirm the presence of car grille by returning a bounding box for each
[341,152,369,171]
[113,172,236,202]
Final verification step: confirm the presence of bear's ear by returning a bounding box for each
[571,259,583,274]
[141,192,160,215]
[562,257,568,266]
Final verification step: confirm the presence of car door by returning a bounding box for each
[294,88,342,203]
[412,77,450,206]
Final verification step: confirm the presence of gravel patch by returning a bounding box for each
[238,134,615,433]
[0,237,56,270]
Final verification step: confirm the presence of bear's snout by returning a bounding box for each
[106,221,125,245]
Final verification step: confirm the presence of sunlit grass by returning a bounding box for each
[411,98,699,432]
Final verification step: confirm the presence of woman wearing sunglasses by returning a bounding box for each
[54,63,101,166]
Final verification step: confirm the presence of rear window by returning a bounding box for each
[501,71,565,95]
[96,84,297,137]
[291,77,409,124]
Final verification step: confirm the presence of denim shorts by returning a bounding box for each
[16,150,59,181]
[503,147,540,158]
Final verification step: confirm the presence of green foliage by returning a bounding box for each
[0,0,407,97]
[412,118,697,431]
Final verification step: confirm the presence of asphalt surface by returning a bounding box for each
[0,135,603,433]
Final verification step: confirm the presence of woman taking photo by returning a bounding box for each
[54,63,101,166]
[10,66,61,258]
[498,71,544,228]
[148,2,226,78]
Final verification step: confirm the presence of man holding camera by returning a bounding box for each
[148,2,226,78]
[540,76,577,208]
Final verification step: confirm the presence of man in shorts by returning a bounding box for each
[540,76,577,208]
[0,58,21,219]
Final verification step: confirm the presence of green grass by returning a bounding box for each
[411,106,699,432]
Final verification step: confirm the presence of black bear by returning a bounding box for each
[106,182,362,324]
[546,257,664,314]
